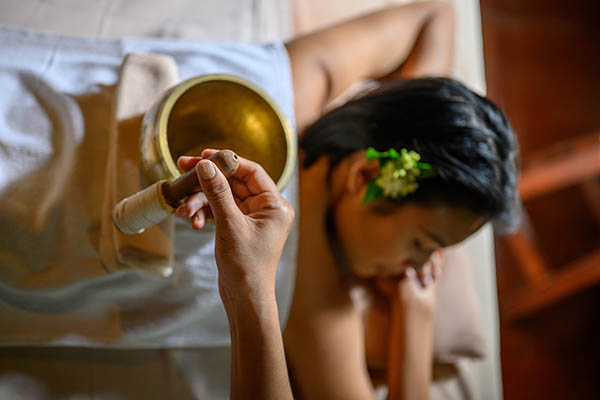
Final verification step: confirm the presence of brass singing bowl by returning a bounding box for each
[141,74,296,191]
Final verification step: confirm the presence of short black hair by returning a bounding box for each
[300,77,521,233]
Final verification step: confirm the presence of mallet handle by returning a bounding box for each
[112,149,239,234]
[161,150,239,208]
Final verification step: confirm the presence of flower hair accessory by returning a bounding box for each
[362,147,436,203]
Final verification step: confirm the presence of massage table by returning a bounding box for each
[0,1,502,399]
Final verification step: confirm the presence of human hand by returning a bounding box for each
[374,249,443,294]
[176,149,295,303]
[362,253,442,379]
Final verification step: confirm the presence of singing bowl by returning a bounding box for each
[141,74,296,191]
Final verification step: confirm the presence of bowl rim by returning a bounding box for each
[156,73,297,191]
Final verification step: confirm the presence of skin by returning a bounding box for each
[284,151,483,400]
[284,3,462,399]
[328,152,484,280]
[288,1,455,134]
[178,151,295,400]
[178,2,474,399]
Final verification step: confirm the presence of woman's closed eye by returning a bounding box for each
[412,239,420,250]
[413,239,428,253]
[412,239,435,261]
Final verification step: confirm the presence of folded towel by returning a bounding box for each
[98,53,179,278]
[0,26,298,347]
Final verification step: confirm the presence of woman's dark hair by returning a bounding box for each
[300,77,521,233]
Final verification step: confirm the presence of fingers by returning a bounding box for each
[239,191,283,215]
[402,267,420,292]
[413,250,444,288]
[376,268,423,301]
[196,159,242,227]
[177,156,202,172]
[375,264,430,299]
[176,191,209,218]
[397,267,436,314]
[192,209,206,230]
[176,149,284,231]
[179,150,278,198]
[417,262,433,288]
[176,190,215,230]
[428,249,444,282]
[228,177,252,201]
[202,148,278,195]
[432,259,442,281]
[200,148,218,159]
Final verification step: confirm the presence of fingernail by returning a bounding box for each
[192,214,202,230]
[433,265,442,280]
[405,267,416,278]
[197,161,215,180]
[424,275,432,287]
[176,206,185,217]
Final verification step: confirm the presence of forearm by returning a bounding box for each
[287,1,455,132]
[360,0,455,79]
[222,287,293,400]
[386,297,434,400]
[289,1,454,100]
[393,1,455,78]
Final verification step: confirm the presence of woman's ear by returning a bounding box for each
[346,153,380,197]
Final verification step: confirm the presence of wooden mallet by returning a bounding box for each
[113,149,239,234]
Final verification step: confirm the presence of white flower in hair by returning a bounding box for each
[362,147,436,203]
[376,160,420,198]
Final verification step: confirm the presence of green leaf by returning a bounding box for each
[418,162,437,178]
[387,148,400,160]
[366,147,381,161]
[362,181,383,204]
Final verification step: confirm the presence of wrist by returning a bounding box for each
[219,278,278,316]
[222,285,282,349]
[393,295,436,329]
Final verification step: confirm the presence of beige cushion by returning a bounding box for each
[434,245,487,362]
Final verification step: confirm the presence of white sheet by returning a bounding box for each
[0,26,298,348]
[0,2,295,399]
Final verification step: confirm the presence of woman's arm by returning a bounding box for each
[286,1,455,133]
[224,288,292,400]
[386,269,436,400]
[370,253,441,400]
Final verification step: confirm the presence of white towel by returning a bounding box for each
[98,53,179,279]
[0,25,299,347]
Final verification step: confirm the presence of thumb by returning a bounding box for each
[196,159,240,225]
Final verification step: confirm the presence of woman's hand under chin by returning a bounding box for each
[384,251,442,400]
[374,249,443,312]
[363,250,443,371]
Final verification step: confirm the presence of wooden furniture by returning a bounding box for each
[479,1,600,398]
[502,132,600,321]
[481,0,600,322]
